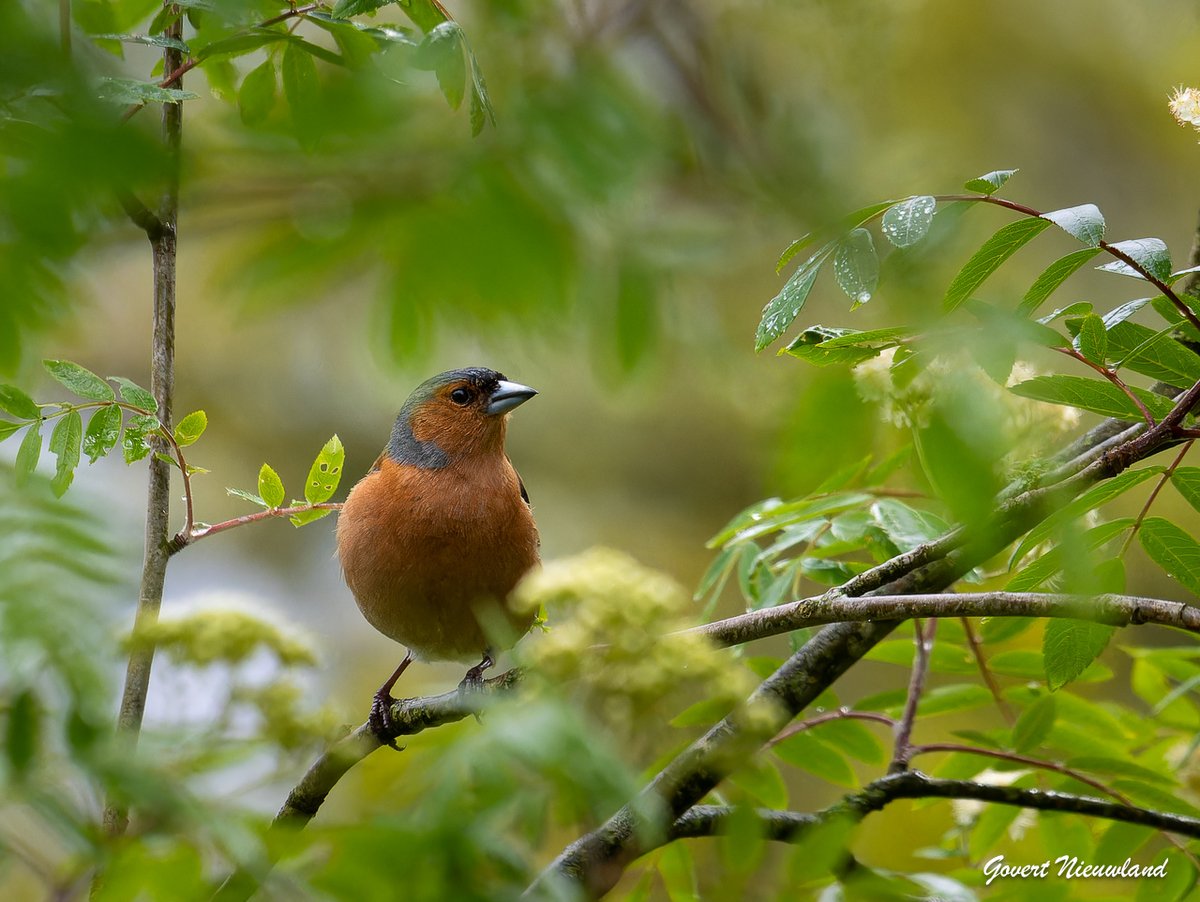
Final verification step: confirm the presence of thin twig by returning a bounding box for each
[768,708,896,748]
[960,617,1014,725]
[169,502,343,555]
[890,618,935,773]
[1054,345,1155,427]
[1121,440,1194,554]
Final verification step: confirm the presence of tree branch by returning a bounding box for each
[668,771,1200,844]
[889,619,935,773]
[102,10,184,839]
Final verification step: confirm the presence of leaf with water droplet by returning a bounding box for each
[1042,204,1105,247]
[833,229,878,310]
[881,196,936,248]
[756,243,836,351]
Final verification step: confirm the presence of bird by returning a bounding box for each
[336,367,540,745]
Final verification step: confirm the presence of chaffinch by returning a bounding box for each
[336,367,540,742]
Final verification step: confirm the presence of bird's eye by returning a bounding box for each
[450,387,472,405]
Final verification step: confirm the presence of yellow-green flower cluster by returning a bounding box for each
[512,547,754,734]
[125,609,317,667]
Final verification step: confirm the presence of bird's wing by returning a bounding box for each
[511,458,531,506]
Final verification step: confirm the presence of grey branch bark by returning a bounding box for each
[670,771,1200,843]
[102,14,183,839]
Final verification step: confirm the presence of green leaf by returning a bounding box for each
[1074,313,1107,363]
[1096,238,1173,282]
[1011,693,1057,751]
[1042,204,1105,246]
[303,434,345,504]
[1008,374,1174,422]
[195,30,291,61]
[282,42,321,148]
[772,732,857,786]
[227,487,268,508]
[964,169,1017,194]
[808,718,885,765]
[776,201,898,273]
[108,376,157,412]
[1172,468,1200,514]
[784,327,880,366]
[917,683,994,716]
[1044,620,1115,691]
[870,499,950,554]
[944,217,1052,312]
[258,464,285,509]
[92,32,190,51]
[831,229,878,308]
[238,59,276,126]
[415,21,467,110]
[0,421,23,441]
[43,359,115,402]
[1036,301,1094,324]
[5,689,38,779]
[730,756,791,806]
[1140,517,1200,597]
[173,410,207,447]
[14,420,41,486]
[1101,297,1150,328]
[881,195,936,248]
[81,405,122,463]
[1105,320,1200,384]
[96,77,198,104]
[1008,466,1163,568]
[1019,248,1104,315]
[49,410,82,497]
[289,506,334,527]
[1007,519,1135,591]
[0,384,40,420]
[757,243,836,351]
[657,842,699,902]
[813,327,912,349]
[122,414,159,464]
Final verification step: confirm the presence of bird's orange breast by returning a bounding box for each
[336,455,539,662]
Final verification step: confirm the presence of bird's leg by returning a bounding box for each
[459,651,494,693]
[369,650,413,750]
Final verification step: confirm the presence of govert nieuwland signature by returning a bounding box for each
[984,854,1168,885]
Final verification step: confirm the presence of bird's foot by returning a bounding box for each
[459,653,495,693]
[369,691,404,752]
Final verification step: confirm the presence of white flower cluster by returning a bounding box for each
[1170,86,1200,135]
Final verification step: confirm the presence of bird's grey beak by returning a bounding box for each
[486,380,538,416]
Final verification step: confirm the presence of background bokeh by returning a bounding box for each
[5,0,1200,897]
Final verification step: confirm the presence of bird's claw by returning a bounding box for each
[369,692,404,752]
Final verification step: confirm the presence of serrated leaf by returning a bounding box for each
[1008,466,1163,568]
[258,463,285,509]
[14,420,41,486]
[108,376,157,412]
[96,77,198,104]
[43,360,115,402]
[49,410,82,496]
[917,683,994,716]
[814,327,912,349]
[226,487,268,508]
[1044,620,1115,691]
[1096,238,1173,283]
[1172,468,1200,514]
[784,328,880,366]
[1042,204,1105,246]
[1019,248,1104,315]
[772,732,857,786]
[92,32,191,51]
[122,425,152,464]
[173,410,207,447]
[1140,517,1200,596]
[81,405,121,463]
[964,169,1017,194]
[1008,374,1174,422]
[0,384,40,420]
[881,195,936,248]
[1105,320,1200,384]
[831,228,878,308]
[1007,519,1134,591]
[1036,301,1094,324]
[289,506,334,527]
[776,201,898,273]
[1101,297,1150,328]
[944,217,1051,312]
[1074,312,1107,363]
[303,435,345,504]
[871,499,950,553]
[757,244,835,351]
[282,42,321,148]
[239,59,276,126]
[414,21,466,109]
